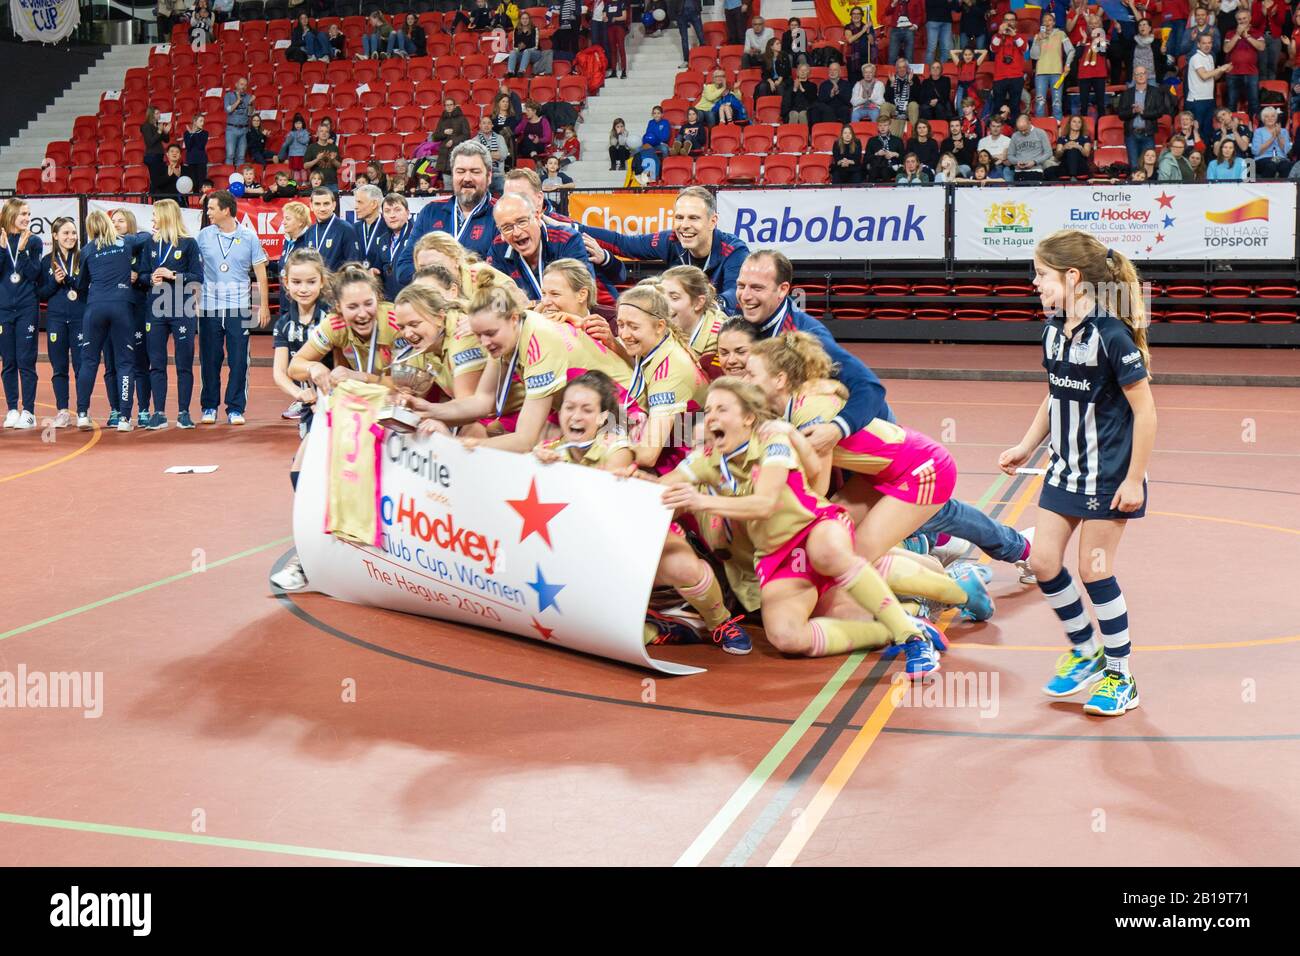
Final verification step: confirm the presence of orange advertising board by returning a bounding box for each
[567,191,679,236]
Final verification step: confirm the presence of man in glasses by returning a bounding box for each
[486,192,596,305]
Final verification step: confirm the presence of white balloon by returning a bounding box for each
[652,8,665,20]
[228,172,245,185]
[176,176,194,195]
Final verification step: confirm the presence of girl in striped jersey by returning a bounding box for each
[662,378,944,674]
[1000,230,1155,717]
[410,270,635,453]
[746,332,993,623]
[615,283,708,473]
[533,371,753,654]
[658,265,728,378]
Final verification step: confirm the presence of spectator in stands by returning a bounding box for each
[453,0,494,32]
[541,156,576,216]
[553,124,581,167]
[239,164,264,198]
[916,60,954,120]
[1174,110,1204,150]
[1117,65,1171,169]
[844,7,876,77]
[723,0,749,46]
[364,160,389,194]
[606,0,630,78]
[1031,13,1073,121]
[514,100,552,160]
[391,158,411,192]
[278,114,311,176]
[671,108,709,155]
[1134,146,1158,180]
[934,153,965,182]
[212,0,233,24]
[1252,0,1286,80]
[851,62,884,121]
[156,0,185,42]
[302,124,341,189]
[1007,112,1052,180]
[831,124,864,183]
[142,107,171,194]
[609,119,630,170]
[1074,13,1109,119]
[1187,32,1230,146]
[879,57,919,136]
[755,68,786,107]
[1215,0,1242,46]
[782,15,811,65]
[360,10,394,60]
[950,47,986,111]
[814,62,854,125]
[925,0,960,63]
[155,144,185,198]
[223,78,254,169]
[1224,9,1263,119]
[1184,5,1220,59]
[507,12,543,76]
[886,0,923,64]
[411,174,435,196]
[1207,137,1247,179]
[642,105,672,157]
[552,0,585,59]
[865,125,906,180]
[906,118,941,171]
[972,148,995,178]
[947,119,976,171]
[246,114,273,166]
[696,70,729,123]
[436,97,473,171]
[1186,147,1206,181]
[326,23,346,59]
[476,115,509,194]
[783,62,819,125]
[896,152,932,183]
[990,13,1029,119]
[1157,134,1194,180]
[716,81,749,124]
[188,0,214,46]
[1252,106,1293,177]
[183,113,209,190]
[1052,113,1093,178]
[959,0,991,50]
[491,94,519,137]
[264,170,298,200]
[291,14,330,63]
[1211,106,1254,158]
[631,142,661,183]
[675,0,707,69]
[744,15,775,69]
[401,13,430,57]
[590,0,610,68]
[1130,17,1165,83]
[977,120,1012,180]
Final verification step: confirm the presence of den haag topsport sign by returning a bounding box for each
[954,182,1299,261]
[292,411,702,675]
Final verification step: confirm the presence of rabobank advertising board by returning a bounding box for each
[716,188,947,260]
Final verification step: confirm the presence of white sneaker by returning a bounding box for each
[53,410,72,428]
[2,409,17,428]
[117,419,133,433]
[932,535,972,567]
[270,555,309,591]
[14,410,36,429]
[1016,526,1037,585]
[77,414,93,430]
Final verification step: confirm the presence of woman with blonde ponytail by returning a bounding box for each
[1000,228,1156,717]
[746,332,995,625]
[660,264,729,376]
[615,283,708,472]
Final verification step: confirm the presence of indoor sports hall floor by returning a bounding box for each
[2,340,1297,867]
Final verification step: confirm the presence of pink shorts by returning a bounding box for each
[838,429,957,506]
[754,506,855,597]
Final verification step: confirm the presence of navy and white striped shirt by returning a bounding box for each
[1042,312,1149,498]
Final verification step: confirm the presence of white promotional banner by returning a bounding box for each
[26,197,80,241]
[11,0,79,43]
[293,416,703,676]
[87,199,203,236]
[954,182,1299,261]
[716,187,947,260]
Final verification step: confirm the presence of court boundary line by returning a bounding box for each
[0,402,101,484]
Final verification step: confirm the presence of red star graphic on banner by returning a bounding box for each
[506,478,568,548]
[1155,233,1165,243]
[1156,192,1175,209]
[531,617,556,641]
[1145,246,1153,253]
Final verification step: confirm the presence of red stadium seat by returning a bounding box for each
[415,79,442,102]
[996,309,1037,322]
[558,76,587,104]
[1256,311,1299,324]
[660,98,689,126]
[95,168,124,193]
[394,106,424,133]
[443,79,471,105]
[913,308,948,321]
[71,143,97,166]
[661,155,694,186]
[380,58,407,84]
[529,76,558,104]
[435,57,462,82]
[694,155,727,185]
[872,307,911,320]
[354,61,381,85]
[1164,282,1206,297]
[754,96,782,124]
[1210,310,1251,324]
[343,137,373,162]
[1096,116,1125,147]
[337,109,366,135]
[462,54,490,82]
[775,123,808,152]
[688,46,716,73]
[45,142,71,167]
[710,123,743,154]
[727,154,762,183]
[1255,283,1298,298]
[807,122,839,151]
[374,133,404,161]
[702,21,727,47]
[407,57,435,82]
[97,143,123,166]
[1091,145,1127,169]
[121,165,151,192]
[674,71,705,101]
[797,153,831,184]
[718,45,744,73]
[426,34,452,58]
[469,79,497,108]
[368,112,394,134]
[741,124,774,154]
[763,154,797,185]
[16,168,43,194]
[358,86,386,109]
[68,167,96,193]
[1165,310,1206,323]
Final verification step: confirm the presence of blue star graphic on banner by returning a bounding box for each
[528,564,565,614]
[1162,215,1175,228]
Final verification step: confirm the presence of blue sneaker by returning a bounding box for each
[1043,646,1106,697]
[1083,670,1140,716]
[951,563,995,622]
[883,616,948,658]
[228,412,246,426]
[106,410,121,428]
[902,630,942,680]
[177,410,195,429]
[645,611,705,647]
[201,408,217,425]
[137,411,151,429]
[951,561,993,585]
[902,533,933,556]
[147,412,168,430]
[710,615,753,655]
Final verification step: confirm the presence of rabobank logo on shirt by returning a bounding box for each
[716,189,946,261]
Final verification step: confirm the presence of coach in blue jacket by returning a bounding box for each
[579,186,749,311]
[487,193,597,302]
[394,140,498,288]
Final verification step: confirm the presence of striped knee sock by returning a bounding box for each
[874,552,968,606]
[808,618,893,657]
[836,560,923,645]
[1037,568,1099,657]
[1083,576,1130,675]
[677,565,730,630]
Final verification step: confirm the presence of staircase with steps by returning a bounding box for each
[0,45,154,192]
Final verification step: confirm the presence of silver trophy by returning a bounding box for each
[378,359,437,434]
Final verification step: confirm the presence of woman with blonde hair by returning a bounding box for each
[141,199,203,429]
[0,198,42,429]
[108,208,154,428]
[658,264,728,376]
[74,210,151,431]
[287,262,401,393]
